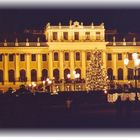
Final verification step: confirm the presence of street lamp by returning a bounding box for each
[73,70,80,91]
[124,52,140,100]
[66,71,80,91]
[42,80,46,92]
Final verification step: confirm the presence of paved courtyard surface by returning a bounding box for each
[0,98,140,129]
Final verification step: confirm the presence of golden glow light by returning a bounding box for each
[124,58,129,66]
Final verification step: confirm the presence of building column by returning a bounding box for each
[70,51,75,91]
[123,53,127,82]
[112,53,117,80]
[70,51,75,79]
[59,51,64,91]
[26,54,31,83]
[48,51,53,80]
[81,51,86,79]
[37,53,42,82]
[15,54,19,83]
[4,54,8,84]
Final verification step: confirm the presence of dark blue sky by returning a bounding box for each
[0,9,140,33]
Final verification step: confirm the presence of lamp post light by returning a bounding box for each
[73,71,80,91]
[124,52,140,100]
[42,80,46,92]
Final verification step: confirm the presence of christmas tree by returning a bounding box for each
[86,49,108,91]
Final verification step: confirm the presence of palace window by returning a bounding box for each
[74,32,79,40]
[8,69,15,82]
[75,52,80,61]
[42,54,47,61]
[118,68,123,80]
[31,54,36,61]
[128,53,132,60]
[54,52,58,61]
[0,70,3,82]
[53,32,57,40]
[127,68,134,80]
[63,32,68,40]
[86,52,91,60]
[107,68,113,80]
[118,53,122,60]
[64,52,69,61]
[96,32,101,40]
[9,54,14,61]
[0,54,2,61]
[20,54,25,61]
[107,53,112,61]
[31,69,37,82]
[85,32,90,40]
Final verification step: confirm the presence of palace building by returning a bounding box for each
[0,20,140,92]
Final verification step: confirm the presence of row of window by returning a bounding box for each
[0,52,91,62]
[0,68,81,82]
[0,53,135,62]
[107,53,134,61]
[52,32,101,41]
[107,68,140,80]
[0,54,47,62]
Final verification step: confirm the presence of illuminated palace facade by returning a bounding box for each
[0,20,139,92]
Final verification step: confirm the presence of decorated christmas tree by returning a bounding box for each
[86,49,108,91]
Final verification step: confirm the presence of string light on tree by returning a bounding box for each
[86,49,108,91]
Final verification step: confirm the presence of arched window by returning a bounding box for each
[31,69,37,82]
[75,68,81,78]
[64,69,70,80]
[42,69,48,80]
[0,70,3,82]
[107,68,113,80]
[8,69,15,82]
[54,52,58,61]
[118,68,123,80]
[86,52,91,60]
[53,69,59,81]
[64,52,69,61]
[138,68,140,80]
[75,52,80,61]
[20,69,26,82]
[128,68,134,80]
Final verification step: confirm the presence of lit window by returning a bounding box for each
[63,32,68,40]
[31,54,36,61]
[128,53,132,60]
[0,54,2,61]
[53,32,57,40]
[9,54,14,61]
[76,52,80,61]
[96,32,101,40]
[54,52,58,61]
[118,53,122,60]
[85,32,90,40]
[74,32,79,40]
[20,54,25,61]
[107,53,112,61]
[42,54,47,61]
[86,52,91,60]
[64,52,69,61]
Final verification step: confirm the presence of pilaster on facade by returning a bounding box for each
[112,53,117,80]
[70,51,75,79]
[81,51,86,79]
[15,54,19,83]
[3,54,8,84]
[26,54,31,82]
[37,54,42,82]
[48,51,53,80]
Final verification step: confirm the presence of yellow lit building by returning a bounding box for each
[0,20,139,92]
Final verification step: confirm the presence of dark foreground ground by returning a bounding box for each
[0,93,140,129]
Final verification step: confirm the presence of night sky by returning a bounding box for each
[0,8,140,33]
